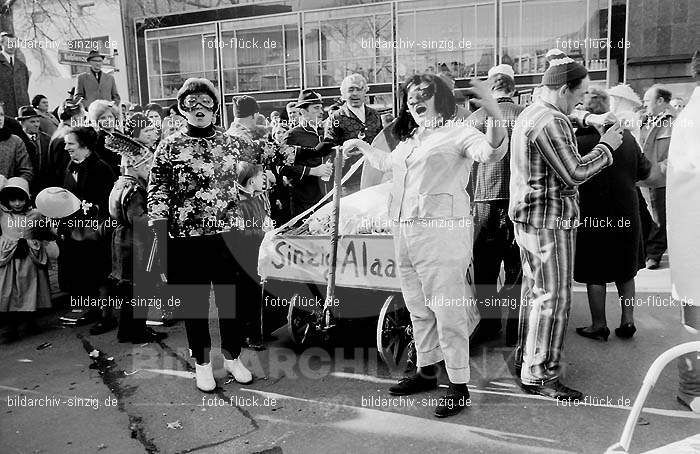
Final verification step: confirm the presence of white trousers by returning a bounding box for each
[394,219,479,383]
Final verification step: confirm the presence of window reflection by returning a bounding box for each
[145,25,218,101]
[500,0,592,74]
[396,2,495,80]
[220,19,300,94]
[303,4,393,87]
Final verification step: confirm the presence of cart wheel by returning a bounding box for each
[287,294,314,345]
[377,294,415,372]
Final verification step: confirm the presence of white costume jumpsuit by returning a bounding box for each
[364,122,507,383]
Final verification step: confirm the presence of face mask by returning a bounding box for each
[181,94,215,112]
[407,83,435,104]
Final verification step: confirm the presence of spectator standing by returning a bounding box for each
[31,95,60,137]
[17,106,52,196]
[468,64,524,346]
[88,100,122,174]
[48,99,85,187]
[56,127,116,330]
[75,50,120,110]
[283,90,333,217]
[0,104,33,182]
[640,85,675,270]
[324,74,383,195]
[0,32,30,117]
[105,131,166,343]
[574,87,659,341]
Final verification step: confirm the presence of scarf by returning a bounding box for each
[185,123,216,138]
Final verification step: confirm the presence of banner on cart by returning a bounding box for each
[258,235,401,292]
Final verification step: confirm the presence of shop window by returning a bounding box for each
[220,15,300,94]
[396,1,496,80]
[303,4,393,87]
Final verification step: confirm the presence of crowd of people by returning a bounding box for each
[0,26,698,419]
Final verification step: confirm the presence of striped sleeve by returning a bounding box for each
[534,117,613,186]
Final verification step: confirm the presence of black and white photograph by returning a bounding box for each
[0,0,698,452]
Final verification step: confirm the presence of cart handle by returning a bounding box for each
[606,341,700,454]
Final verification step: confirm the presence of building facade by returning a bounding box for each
[626,0,699,105]
[128,0,625,125]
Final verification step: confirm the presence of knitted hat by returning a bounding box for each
[606,84,642,107]
[488,64,515,80]
[541,49,588,88]
[176,78,220,112]
[233,95,259,118]
[125,113,152,139]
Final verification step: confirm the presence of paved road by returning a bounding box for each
[1,258,699,454]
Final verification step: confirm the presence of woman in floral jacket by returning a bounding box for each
[147,78,254,392]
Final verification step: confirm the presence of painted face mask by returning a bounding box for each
[181,94,216,112]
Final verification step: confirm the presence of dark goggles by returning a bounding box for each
[181,94,216,111]
[407,83,435,104]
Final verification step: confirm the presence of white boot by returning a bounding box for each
[223,358,253,384]
[195,362,216,392]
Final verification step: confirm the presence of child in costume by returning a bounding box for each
[0,177,53,340]
[106,129,168,343]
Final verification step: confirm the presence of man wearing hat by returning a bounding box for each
[226,95,268,160]
[17,106,51,195]
[468,63,525,346]
[281,89,333,216]
[0,32,30,117]
[75,50,120,110]
[0,104,33,183]
[509,50,624,400]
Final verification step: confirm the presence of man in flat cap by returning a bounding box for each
[75,50,120,109]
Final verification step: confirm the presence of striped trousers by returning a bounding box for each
[513,223,576,385]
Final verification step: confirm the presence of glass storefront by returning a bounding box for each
[220,14,301,94]
[139,0,617,116]
[303,4,393,87]
[500,0,607,75]
[145,24,218,102]
[396,0,496,79]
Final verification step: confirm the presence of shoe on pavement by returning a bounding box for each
[434,385,471,418]
[677,396,700,413]
[389,373,438,396]
[195,362,216,392]
[224,358,253,384]
[645,258,660,270]
[521,381,583,401]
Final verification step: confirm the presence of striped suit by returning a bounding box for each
[509,100,613,385]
